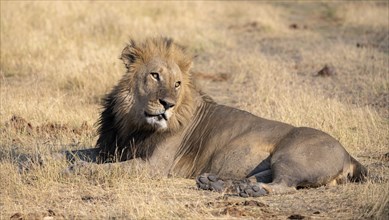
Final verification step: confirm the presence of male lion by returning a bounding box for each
[70,37,367,197]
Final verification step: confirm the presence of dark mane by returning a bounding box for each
[95,37,198,163]
[96,91,174,162]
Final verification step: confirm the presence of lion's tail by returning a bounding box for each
[348,156,368,182]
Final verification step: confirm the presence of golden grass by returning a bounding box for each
[1,1,388,219]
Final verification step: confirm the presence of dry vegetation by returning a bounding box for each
[1,1,388,219]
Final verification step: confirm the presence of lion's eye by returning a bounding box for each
[150,72,160,81]
[175,81,181,88]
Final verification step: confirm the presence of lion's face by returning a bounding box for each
[116,38,193,132]
[133,58,183,130]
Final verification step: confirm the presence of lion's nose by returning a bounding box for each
[159,99,175,110]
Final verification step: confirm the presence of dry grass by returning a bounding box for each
[1,1,388,219]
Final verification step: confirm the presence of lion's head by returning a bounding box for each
[97,37,212,161]
[108,37,197,134]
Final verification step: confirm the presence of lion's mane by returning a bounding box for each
[96,37,203,162]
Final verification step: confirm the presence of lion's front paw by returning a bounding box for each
[196,173,225,192]
[237,182,268,197]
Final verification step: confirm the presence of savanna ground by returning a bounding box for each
[1,1,388,219]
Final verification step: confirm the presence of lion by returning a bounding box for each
[68,37,367,197]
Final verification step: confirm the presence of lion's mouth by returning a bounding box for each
[144,111,168,121]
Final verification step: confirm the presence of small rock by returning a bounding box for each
[356,42,368,48]
[288,214,305,219]
[290,23,299,29]
[47,209,56,216]
[383,152,389,161]
[289,23,307,29]
[10,213,23,220]
[316,65,336,77]
[81,195,94,202]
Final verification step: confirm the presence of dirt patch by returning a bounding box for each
[206,198,274,218]
[3,115,93,137]
[5,115,34,135]
[10,209,58,220]
[206,199,268,208]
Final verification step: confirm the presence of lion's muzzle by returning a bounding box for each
[144,109,173,130]
[144,111,168,121]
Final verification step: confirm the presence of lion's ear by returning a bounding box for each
[179,60,193,74]
[121,40,139,69]
[173,43,193,74]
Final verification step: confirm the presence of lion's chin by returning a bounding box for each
[144,112,169,130]
[145,116,168,130]
[144,109,174,130]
